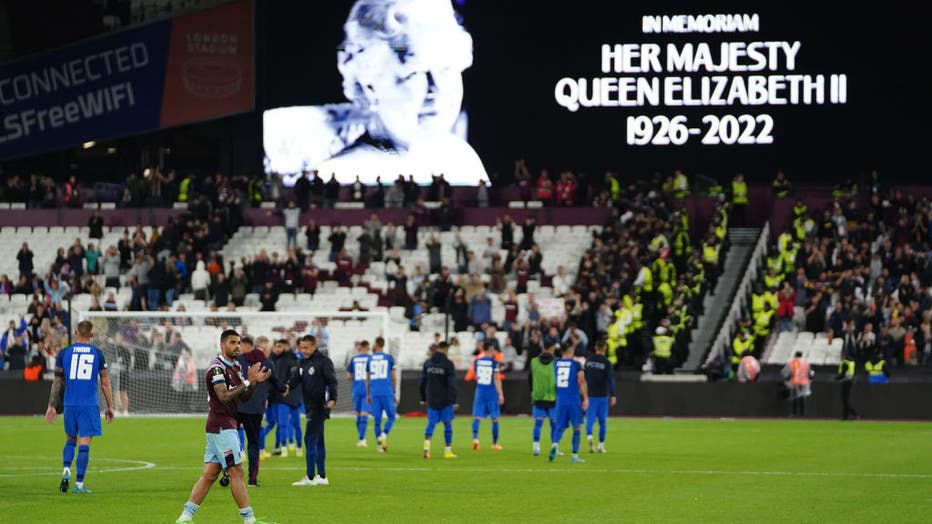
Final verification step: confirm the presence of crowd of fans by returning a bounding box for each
[704,171,932,384]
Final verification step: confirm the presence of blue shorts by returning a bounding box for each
[472,395,501,418]
[353,393,371,413]
[555,402,583,429]
[586,396,609,424]
[64,405,102,438]
[371,395,396,419]
[532,405,556,419]
[204,429,243,469]
[427,406,455,425]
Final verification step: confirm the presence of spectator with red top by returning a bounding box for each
[334,248,354,286]
[536,170,553,204]
[555,171,577,207]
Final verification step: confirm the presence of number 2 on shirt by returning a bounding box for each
[557,366,571,388]
[69,354,95,380]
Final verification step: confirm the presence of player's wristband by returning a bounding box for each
[242,380,252,389]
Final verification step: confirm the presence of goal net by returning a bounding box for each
[76,310,393,416]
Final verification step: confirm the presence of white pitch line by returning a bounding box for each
[142,464,932,479]
[0,458,155,478]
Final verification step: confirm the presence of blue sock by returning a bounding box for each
[239,506,255,522]
[182,501,199,518]
[424,422,436,439]
[384,416,395,435]
[472,419,480,440]
[237,427,245,451]
[599,420,607,443]
[444,423,453,446]
[374,418,382,439]
[549,420,558,444]
[63,440,76,468]
[532,419,543,442]
[76,445,90,482]
[492,421,499,444]
[571,429,581,454]
[585,417,595,439]
[357,416,367,440]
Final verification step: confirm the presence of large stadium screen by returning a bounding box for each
[262,1,912,185]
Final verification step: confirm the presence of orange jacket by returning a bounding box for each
[789,358,810,385]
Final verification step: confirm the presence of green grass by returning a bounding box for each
[1,415,931,523]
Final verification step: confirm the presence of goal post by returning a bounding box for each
[76,310,393,416]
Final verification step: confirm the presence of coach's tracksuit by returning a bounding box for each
[237,349,287,483]
[287,349,337,480]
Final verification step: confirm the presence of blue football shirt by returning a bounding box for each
[56,343,107,407]
[554,358,581,405]
[347,353,371,396]
[473,356,499,398]
[367,352,395,397]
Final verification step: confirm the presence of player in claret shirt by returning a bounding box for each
[175,330,273,524]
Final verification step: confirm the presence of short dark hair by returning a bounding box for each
[594,338,607,352]
[276,338,289,345]
[483,341,495,351]
[220,329,240,344]
[301,334,317,345]
[240,336,254,345]
[437,341,449,351]
[359,340,370,348]
[543,341,556,352]
[374,336,385,348]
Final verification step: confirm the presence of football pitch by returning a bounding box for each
[1,416,930,523]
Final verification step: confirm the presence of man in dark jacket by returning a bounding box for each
[420,341,458,459]
[236,336,288,486]
[288,335,337,486]
[269,339,302,456]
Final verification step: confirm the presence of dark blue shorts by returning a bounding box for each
[352,393,370,413]
[427,406,455,425]
[555,402,583,429]
[64,405,102,437]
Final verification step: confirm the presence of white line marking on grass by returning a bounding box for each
[145,464,932,479]
[0,457,155,478]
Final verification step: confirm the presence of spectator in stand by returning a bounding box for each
[212,272,231,308]
[85,243,102,276]
[260,281,278,311]
[448,288,469,332]
[328,225,347,262]
[305,218,321,252]
[497,214,515,250]
[335,248,354,286]
[385,180,404,208]
[555,171,577,207]
[280,200,301,249]
[88,210,105,240]
[426,234,442,274]
[351,175,365,204]
[519,216,536,251]
[469,286,492,329]
[324,174,340,208]
[0,274,12,296]
[552,265,572,297]
[536,170,553,204]
[310,171,325,209]
[293,170,311,211]
[403,214,419,250]
[17,242,34,279]
[486,258,506,293]
[191,260,210,301]
[476,180,489,208]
